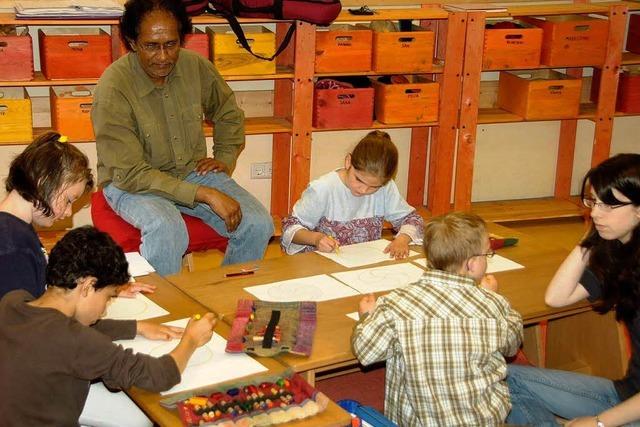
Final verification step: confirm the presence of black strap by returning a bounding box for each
[218,10,295,61]
[262,310,281,348]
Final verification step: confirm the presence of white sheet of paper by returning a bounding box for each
[346,312,360,321]
[244,274,359,302]
[125,252,155,277]
[103,293,169,321]
[412,254,524,274]
[115,318,267,395]
[331,263,425,294]
[316,239,419,268]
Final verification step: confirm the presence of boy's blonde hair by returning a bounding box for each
[423,212,487,273]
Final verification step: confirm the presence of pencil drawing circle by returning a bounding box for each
[150,343,213,368]
[106,298,148,319]
[356,270,411,290]
[266,282,323,301]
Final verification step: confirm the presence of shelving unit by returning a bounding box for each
[431,2,640,221]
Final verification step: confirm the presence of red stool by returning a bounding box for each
[90,190,228,271]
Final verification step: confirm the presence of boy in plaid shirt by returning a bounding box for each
[351,212,523,426]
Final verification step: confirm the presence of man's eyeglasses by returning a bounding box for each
[137,40,179,55]
[582,198,633,211]
[475,250,495,259]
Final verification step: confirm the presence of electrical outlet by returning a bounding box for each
[250,162,272,179]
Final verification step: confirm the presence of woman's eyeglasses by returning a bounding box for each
[582,198,633,211]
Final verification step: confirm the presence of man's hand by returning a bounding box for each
[195,158,229,175]
[196,186,242,232]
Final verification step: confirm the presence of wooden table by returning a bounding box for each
[166,223,626,383]
[124,273,352,427]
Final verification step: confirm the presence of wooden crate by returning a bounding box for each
[371,25,434,73]
[616,67,640,113]
[313,85,374,129]
[207,25,275,75]
[39,28,112,80]
[50,86,95,141]
[497,70,582,120]
[373,76,439,124]
[521,15,608,67]
[483,21,543,70]
[315,25,372,73]
[0,87,32,143]
[0,30,34,81]
[184,29,210,59]
[627,14,640,54]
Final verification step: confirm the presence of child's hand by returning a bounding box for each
[137,321,183,340]
[358,293,377,316]
[118,282,156,298]
[480,274,498,292]
[184,313,217,347]
[316,233,339,253]
[384,234,411,259]
[566,417,598,427]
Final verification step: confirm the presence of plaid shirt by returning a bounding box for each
[352,270,523,427]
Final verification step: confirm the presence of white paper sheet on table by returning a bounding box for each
[331,263,425,294]
[103,293,169,321]
[115,318,268,395]
[346,312,360,321]
[244,274,359,302]
[412,254,524,274]
[125,252,156,277]
[316,239,419,268]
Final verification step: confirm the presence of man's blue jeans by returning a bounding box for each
[507,364,621,426]
[103,171,274,275]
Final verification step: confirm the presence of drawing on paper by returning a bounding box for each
[106,297,148,319]
[355,270,412,291]
[266,282,324,302]
[150,343,214,368]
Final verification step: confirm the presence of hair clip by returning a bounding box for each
[58,135,69,143]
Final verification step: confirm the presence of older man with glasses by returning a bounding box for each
[92,0,274,276]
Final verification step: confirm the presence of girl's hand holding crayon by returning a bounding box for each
[315,233,340,253]
[358,293,377,316]
[479,274,498,292]
[184,313,217,347]
[137,321,184,341]
[384,234,411,259]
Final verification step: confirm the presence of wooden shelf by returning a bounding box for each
[621,51,640,66]
[477,104,596,124]
[335,8,448,22]
[471,197,585,222]
[315,62,444,78]
[0,67,295,87]
[313,119,438,132]
[484,1,640,18]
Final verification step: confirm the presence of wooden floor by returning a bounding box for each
[185,217,591,272]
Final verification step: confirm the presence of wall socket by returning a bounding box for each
[250,162,272,179]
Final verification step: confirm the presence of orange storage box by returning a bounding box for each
[371,25,434,73]
[313,83,374,129]
[373,76,439,124]
[315,25,372,73]
[208,25,275,75]
[483,21,543,70]
[0,29,34,81]
[39,28,112,79]
[617,68,640,113]
[50,86,95,141]
[0,87,32,143]
[521,15,608,67]
[627,14,640,54]
[497,70,582,120]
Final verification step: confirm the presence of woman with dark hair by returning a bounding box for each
[507,153,640,427]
